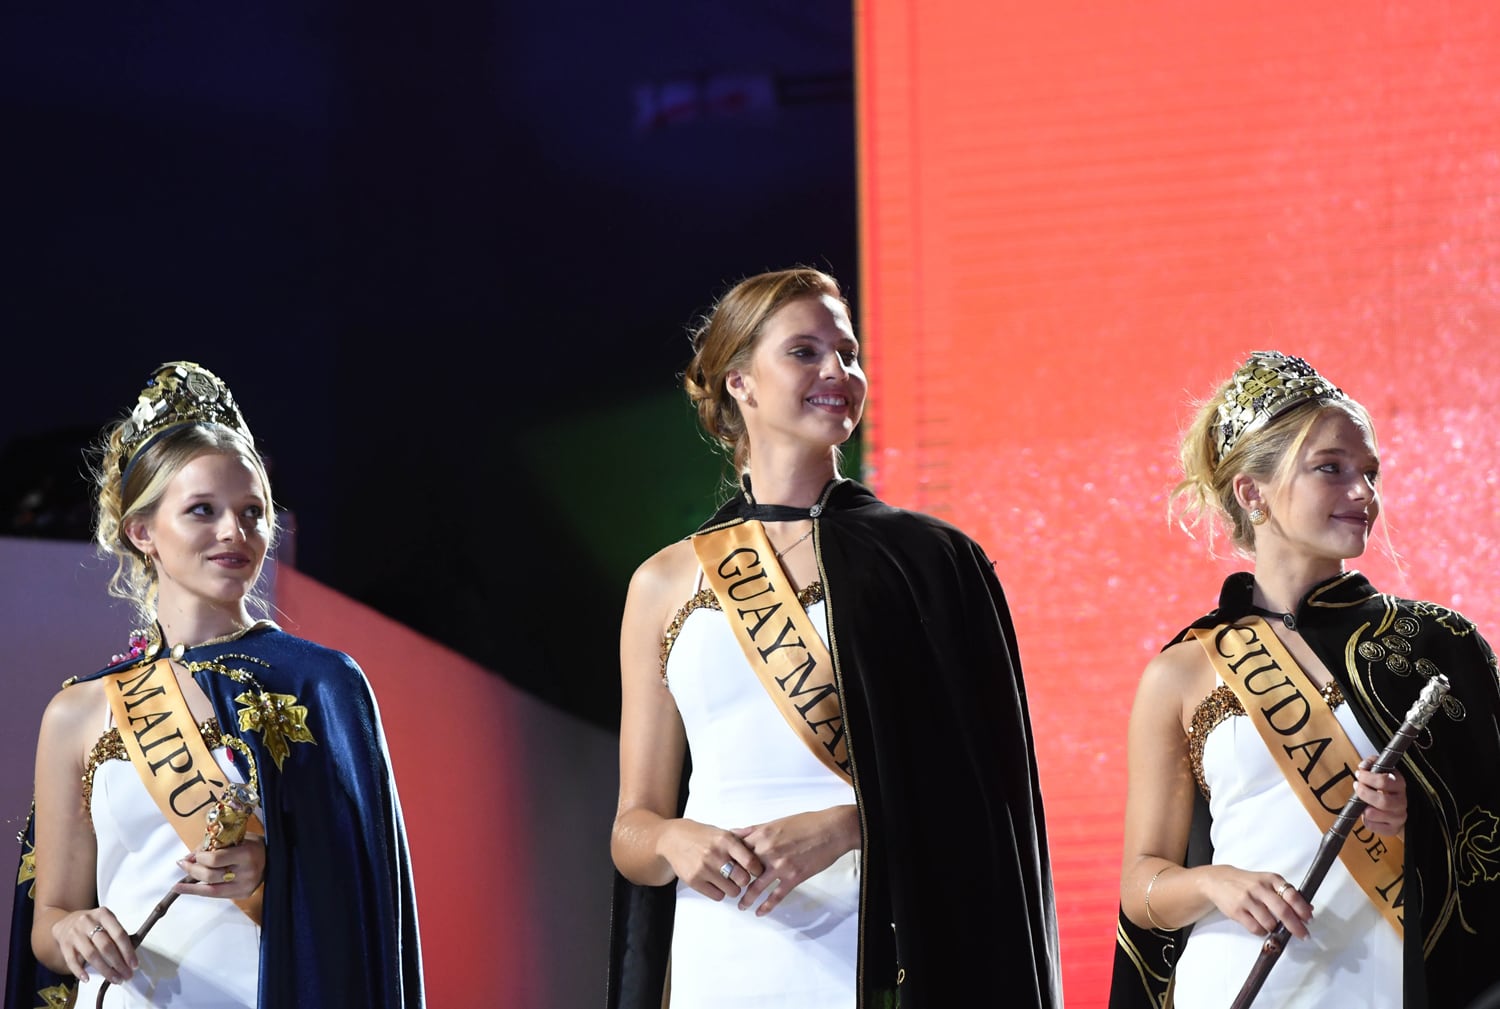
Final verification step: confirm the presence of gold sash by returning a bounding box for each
[1192,618,1406,936]
[104,659,265,924]
[693,521,852,784]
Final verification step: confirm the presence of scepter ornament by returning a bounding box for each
[1229,674,1450,1009]
[94,783,259,1008]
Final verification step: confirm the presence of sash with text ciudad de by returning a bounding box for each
[693,520,852,784]
[1192,617,1405,935]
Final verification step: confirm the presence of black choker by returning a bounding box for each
[741,502,818,521]
[1250,605,1297,630]
[739,475,841,521]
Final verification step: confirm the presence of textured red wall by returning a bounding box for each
[274,569,543,1008]
[857,3,1500,1003]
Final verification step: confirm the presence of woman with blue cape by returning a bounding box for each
[5,361,424,1008]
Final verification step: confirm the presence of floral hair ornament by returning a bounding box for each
[1213,350,1346,461]
[118,361,252,490]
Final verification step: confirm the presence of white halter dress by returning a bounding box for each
[80,720,261,1008]
[1171,680,1403,1008]
[662,583,859,1008]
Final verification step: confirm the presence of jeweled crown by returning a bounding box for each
[118,362,252,479]
[1214,350,1345,459]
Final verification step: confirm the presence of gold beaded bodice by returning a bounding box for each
[659,581,826,687]
[1186,679,1345,799]
[82,718,234,811]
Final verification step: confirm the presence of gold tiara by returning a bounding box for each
[1214,351,1345,459]
[118,362,252,484]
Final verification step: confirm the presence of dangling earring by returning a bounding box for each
[1249,507,1268,526]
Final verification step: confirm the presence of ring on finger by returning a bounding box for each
[719,861,735,880]
[88,924,105,937]
[1275,881,1291,898]
[222,870,237,884]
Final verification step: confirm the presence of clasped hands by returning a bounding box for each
[666,804,859,917]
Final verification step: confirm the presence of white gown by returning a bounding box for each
[1171,681,1404,1008]
[81,725,261,1008]
[663,585,859,1009]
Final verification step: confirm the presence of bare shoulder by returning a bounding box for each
[625,539,701,635]
[1135,638,1216,718]
[41,677,104,726]
[630,538,698,590]
[38,677,107,760]
[1147,638,1211,680]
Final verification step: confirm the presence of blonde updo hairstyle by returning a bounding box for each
[94,421,277,626]
[683,267,849,474]
[1171,375,1376,554]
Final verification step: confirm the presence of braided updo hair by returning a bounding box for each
[93,413,276,627]
[1171,358,1375,554]
[683,267,849,474]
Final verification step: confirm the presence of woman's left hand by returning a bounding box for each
[173,835,266,899]
[731,805,860,916]
[1355,757,1407,837]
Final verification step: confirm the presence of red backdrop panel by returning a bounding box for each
[856,2,1500,1003]
[274,569,540,1009]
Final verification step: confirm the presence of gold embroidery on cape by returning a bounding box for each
[18,843,36,897]
[1456,806,1500,887]
[1331,597,1496,953]
[1341,613,1457,953]
[1352,609,1466,723]
[1114,919,1172,1009]
[1410,599,1477,639]
[233,690,315,771]
[183,657,317,772]
[35,981,76,1008]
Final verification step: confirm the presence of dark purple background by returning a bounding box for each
[2,0,857,727]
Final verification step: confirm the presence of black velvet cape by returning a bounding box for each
[5,626,425,1009]
[608,479,1062,1009]
[1109,571,1500,1009]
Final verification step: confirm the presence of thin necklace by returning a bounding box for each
[774,527,814,560]
[154,619,273,661]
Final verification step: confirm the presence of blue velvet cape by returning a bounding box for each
[5,625,424,1008]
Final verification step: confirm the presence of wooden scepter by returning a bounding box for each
[1229,673,1450,1009]
[95,782,259,1009]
